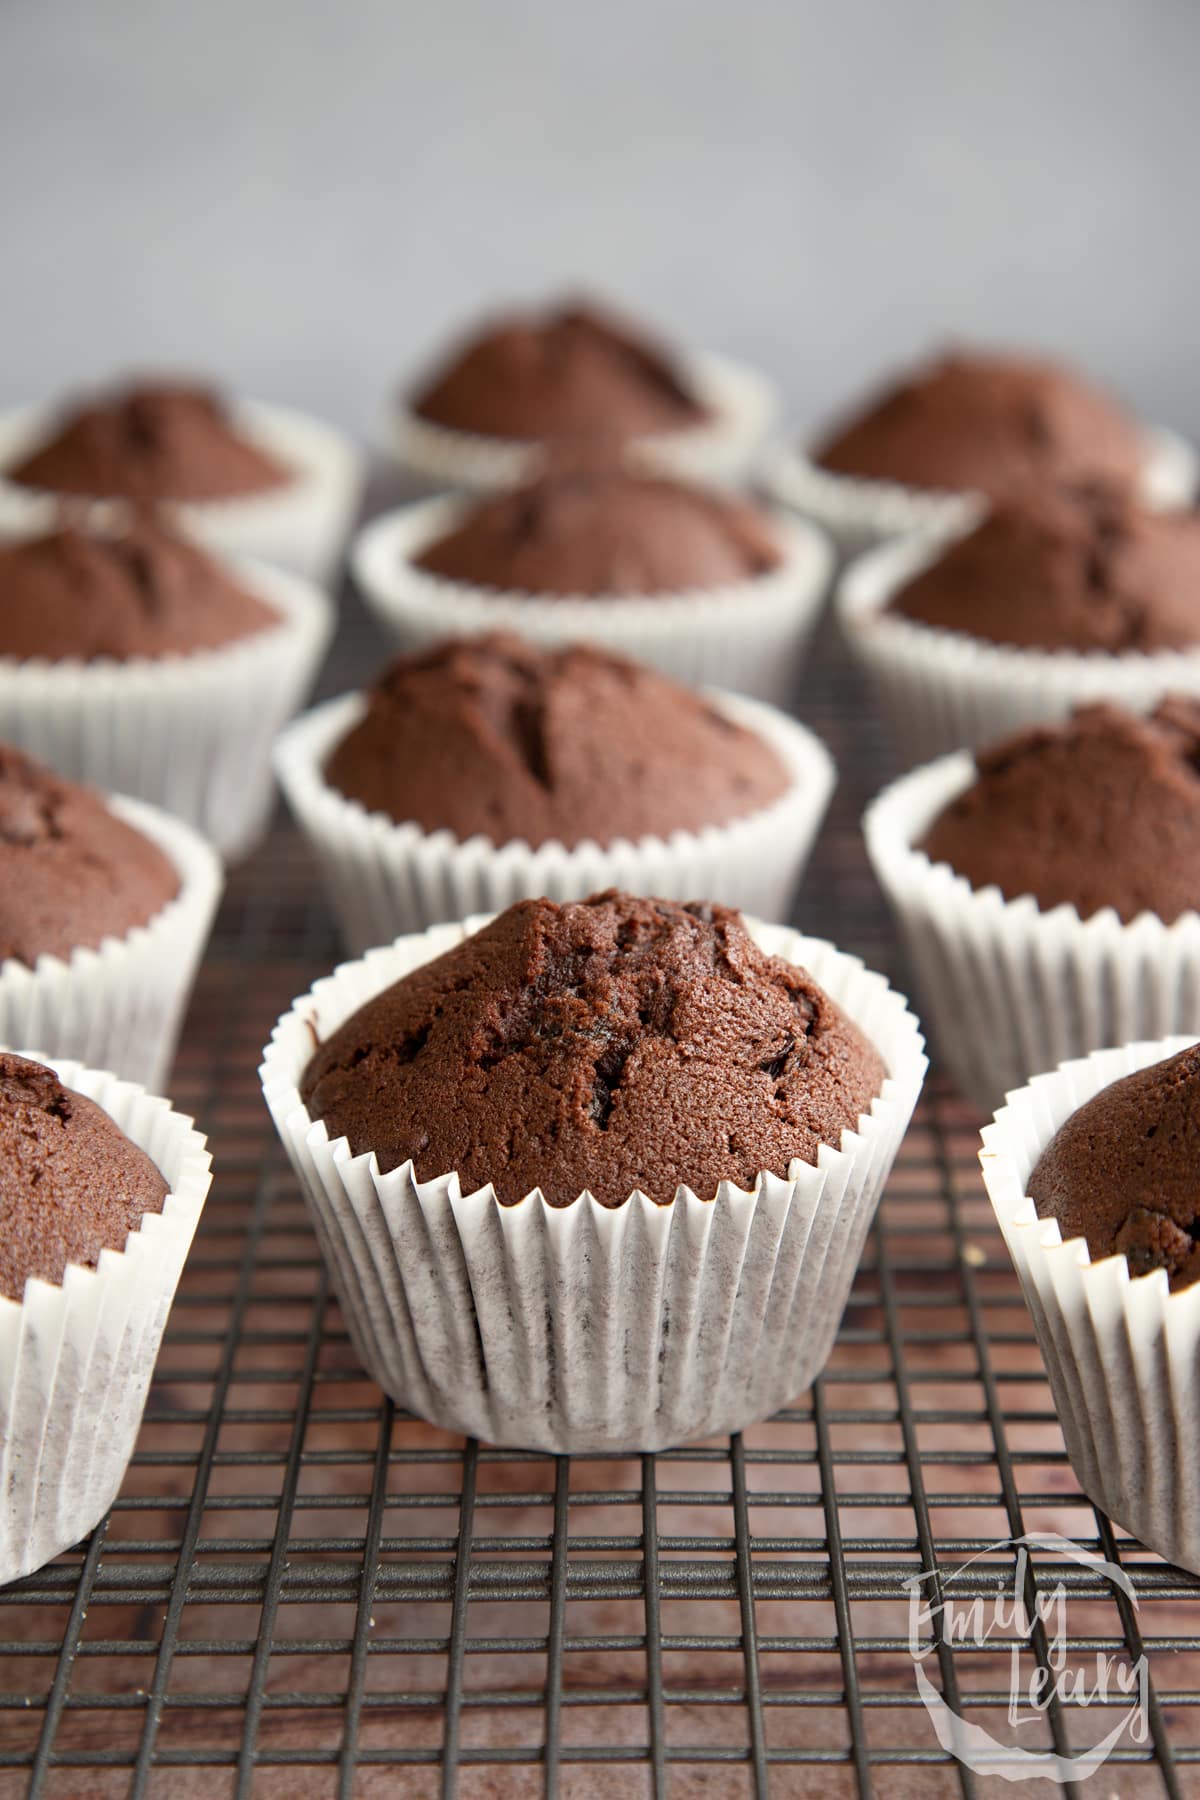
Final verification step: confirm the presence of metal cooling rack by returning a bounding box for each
[2,517,1198,1800]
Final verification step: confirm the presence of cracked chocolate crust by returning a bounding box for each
[0,744,179,965]
[413,461,782,596]
[325,632,791,851]
[813,348,1145,500]
[9,380,290,503]
[1028,1043,1200,1290]
[0,1051,168,1300]
[919,698,1200,925]
[299,892,887,1208]
[0,517,278,661]
[888,484,1200,653]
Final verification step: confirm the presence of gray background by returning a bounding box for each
[2,0,1197,443]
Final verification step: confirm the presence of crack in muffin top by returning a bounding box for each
[300,891,886,1208]
[920,699,1200,924]
[324,632,791,849]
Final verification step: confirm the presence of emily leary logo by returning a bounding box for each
[904,1532,1150,1783]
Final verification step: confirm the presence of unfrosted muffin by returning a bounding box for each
[324,632,791,848]
[0,1048,212,1584]
[0,515,278,661]
[8,379,290,503]
[412,459,782,596]
[0,743,180,965]
[815,348,1146,499]
[919,699,1200,924]
[865,697,1200,1112]
[888,485,1200,653]
[410,298,709,443]
[300,891,886,1208]
[0,1051,168,1299]
[1028,1042,1200,1290]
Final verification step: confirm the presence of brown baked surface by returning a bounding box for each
[325,632,791,849]
[0,1051,169,1300]
[9,379,290,502]
[920,699,1200,924]
[1029,1041,1200,1289]
[0,517,278,661]
[300,891,886,1208]
[889,485,1200,652]
[814,348,1145,498]
[0,743,180,965]
[414,459,781,595]
[410,298,709,441]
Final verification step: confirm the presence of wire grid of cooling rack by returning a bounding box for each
[1,532,1198,1800]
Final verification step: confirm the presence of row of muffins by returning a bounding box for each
[2,298,1200,1591]
[0,318,867,1589]
[1,286,1193,540]
[7,391,1200,868]
[5,302,1200,1123]
[4,345,1200,1114]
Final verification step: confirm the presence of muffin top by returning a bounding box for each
[889,486,1200,653]
[920,699,1200,924]
[409,298,709,442]
[0,745,180,965]
[301,892,886,1208]
[8,379,290,502]
[325,632,792,849]
[1028,1042,1200,1291]
[0,1052,169,1301]
[0,517,279,662]
[413,460,783,596]
[813,349,1145,498]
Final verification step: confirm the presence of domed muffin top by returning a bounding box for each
[888,485,1200,653]
[814,348,1145,499]
[0,1052,169,1301]
[409,298,709,442]
[920,699,1200,924]
[0,516,278,661]
[0,744,180,965]
[300,891,886,1208]
[413,460,782,596]
[324,632,792,849]
[1029,1042,1200,1290]
[9,379,290,502]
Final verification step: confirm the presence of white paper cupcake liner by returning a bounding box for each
[864,753,1200,1113]
[980,1036,1200,1573]
[385,350,779,493]
[0,559,334,859]
[838,530,1200,766]
[260,915,926,1453]
[0,1052,212,1584]
[350,499,834,708]
[273,686,836,952]
[763,423,1199,554]
[0,797,223,1093]
[0,399,365,583]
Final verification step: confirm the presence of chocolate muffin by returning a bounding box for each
[325,633,791,847]
[0,517,279,661]
[889,486,1200,653]
[413,461,782,596]
[920,699,1200,924]
[9,380,290,502]
[300,891,886,1207]
[814,349,1145,499]
[0,745,179,964]
[410,298,709,442]
[1028,1042,1200,1290]
[0,1051,168,1300]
